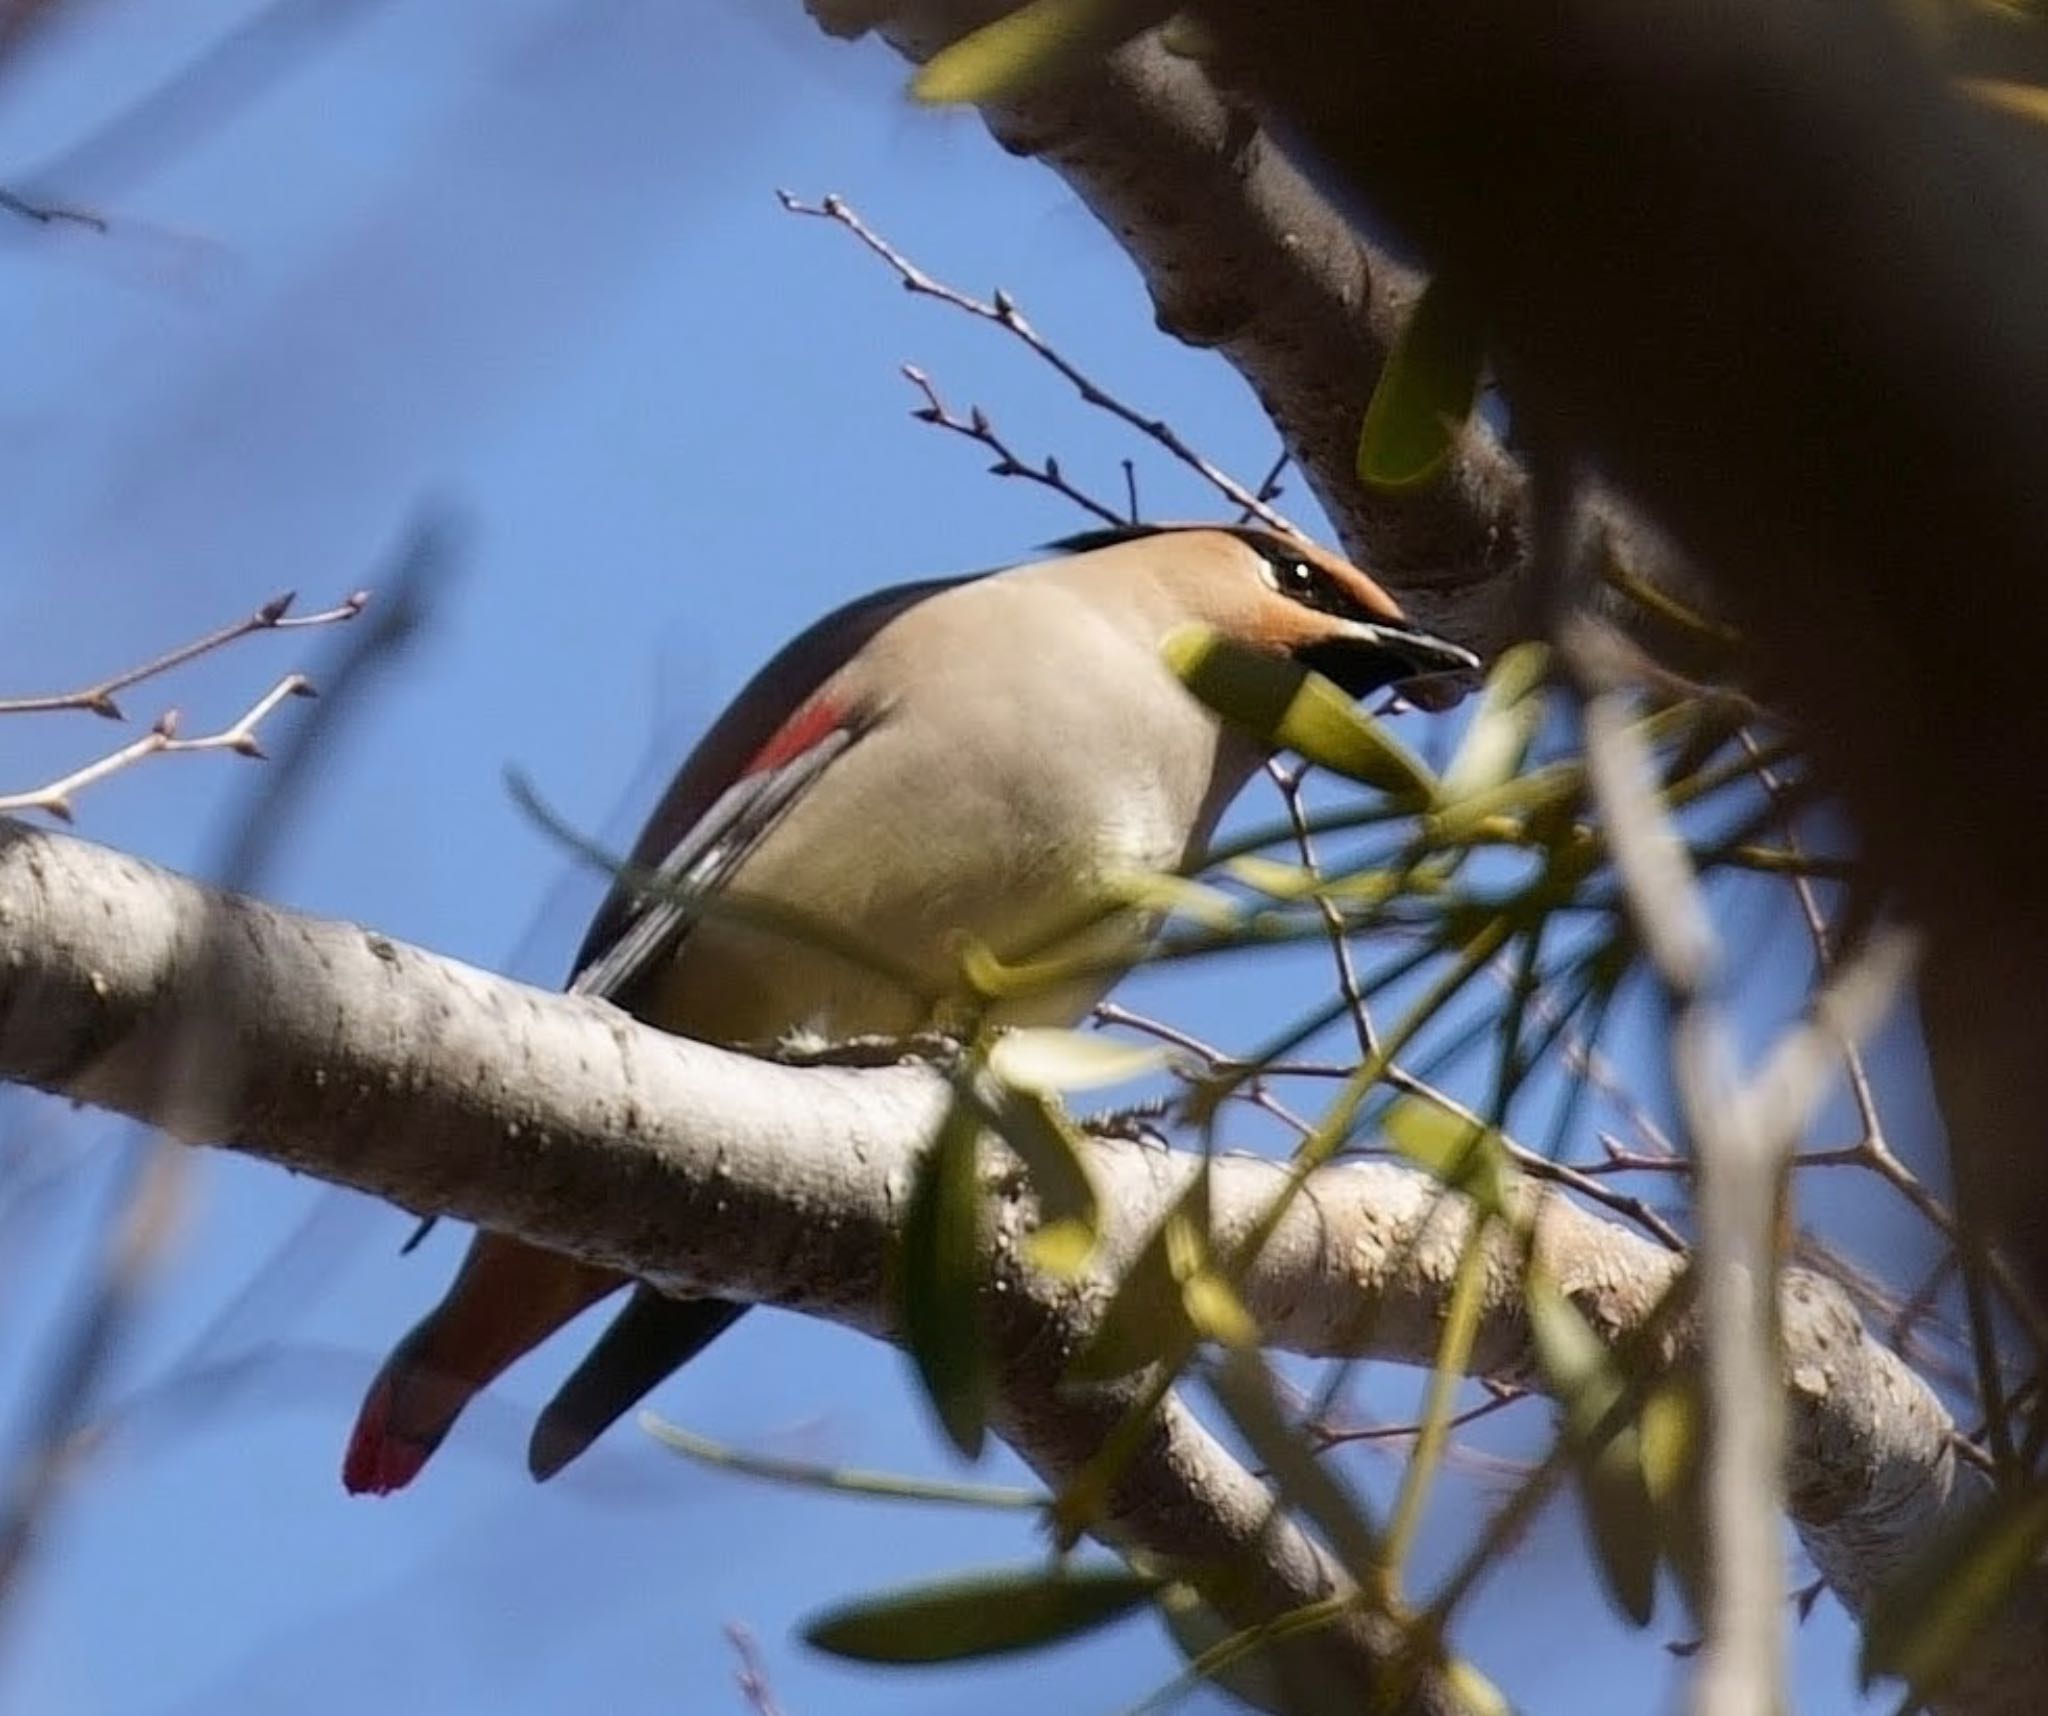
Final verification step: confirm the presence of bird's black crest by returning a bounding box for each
[1045,522,1290,558]
[1043,524,1177,555]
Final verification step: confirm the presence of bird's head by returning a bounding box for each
[1054,523,1480,706]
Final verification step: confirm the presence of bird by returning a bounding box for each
[341,522,1476,1495]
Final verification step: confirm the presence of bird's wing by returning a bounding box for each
[565,575,969,992]
[566,719,859,1005]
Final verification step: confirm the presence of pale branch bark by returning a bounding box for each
[0,815,2024,1708]
[0,815,1441,1714]
[802,0,1532,647]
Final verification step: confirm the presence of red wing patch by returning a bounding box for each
[742,694,850,779]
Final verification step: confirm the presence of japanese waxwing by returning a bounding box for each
[342,523,1477,1495]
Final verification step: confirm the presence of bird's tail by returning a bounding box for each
[528,1288,748,1480]
[342,1235,624,1495]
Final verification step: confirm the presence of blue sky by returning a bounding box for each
[0,3,1934,1712]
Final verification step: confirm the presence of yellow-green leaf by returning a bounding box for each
[1356,275,1487,492]
[803,1562,1162,1662]
[1860,1479,2048,1698]
[1164,624,1439,799]
[958,933,1075,1002]
[991,1027,1170,1094]
[1440,642,1550,805]
[1579,1441,1659,1628]
[957,912,1152,1001]
[1527,1269,1659,1627]
[1427,759,1584,845]
[1104,867,1243,931]
[1223,856,1416,912]
[1222,854,1322,900]
[1382,1095,1518,1220]
[913,0,1174,106]
[1026,1218,1097,1276]
[1183,1267,1258,1349]
[901,1097,990,1459]
[1443,1658,1513,1716]
[1326,867,1424,907]
[983,1083,1101,1272]
[1382,1233,1490,1590]
[1638,1374,1707,1614]
[1637,1375,1698,1509]
[640,1413,1047,1510]
[1480,638,1550,708]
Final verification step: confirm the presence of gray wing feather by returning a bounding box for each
[568,726,857,1003]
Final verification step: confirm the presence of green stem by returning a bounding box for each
[1380,1234,1492,1593]
[640,1414,1047,1509]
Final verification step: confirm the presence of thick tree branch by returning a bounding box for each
[0,816,1445,1712]
[0,817,2025,1708]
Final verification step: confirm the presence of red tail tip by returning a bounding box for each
[342,1380,432,1496]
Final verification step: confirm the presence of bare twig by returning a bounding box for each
[0,675,314,822]
[1097,983,1693,1255]
[1266,759,1378,1066]
[1309,1386,1526,1458]
[726,1624,787,1716]
[0,1141,182,1606]
[900,365,1126,525]
[1089,1000,1321,1140]
[1242,449,1291,523]
[779,190,1302,536]
[0,184,106,233]
[1745,930,1921,1162]
[0,588,366,720]
[1735,734,1876,1129]
[1540,989,1682,1162]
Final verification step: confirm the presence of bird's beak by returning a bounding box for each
[1297,621,1482,703]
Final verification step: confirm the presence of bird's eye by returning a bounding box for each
[1263,557,1326,605]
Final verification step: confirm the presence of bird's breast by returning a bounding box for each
[641,629,1246,1047]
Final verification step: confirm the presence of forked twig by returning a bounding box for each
[0,675,314,822]
[780,190,1301,536]
[727,1624,788,1716]
[901,365,1126,525]
[0,589,367,720]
